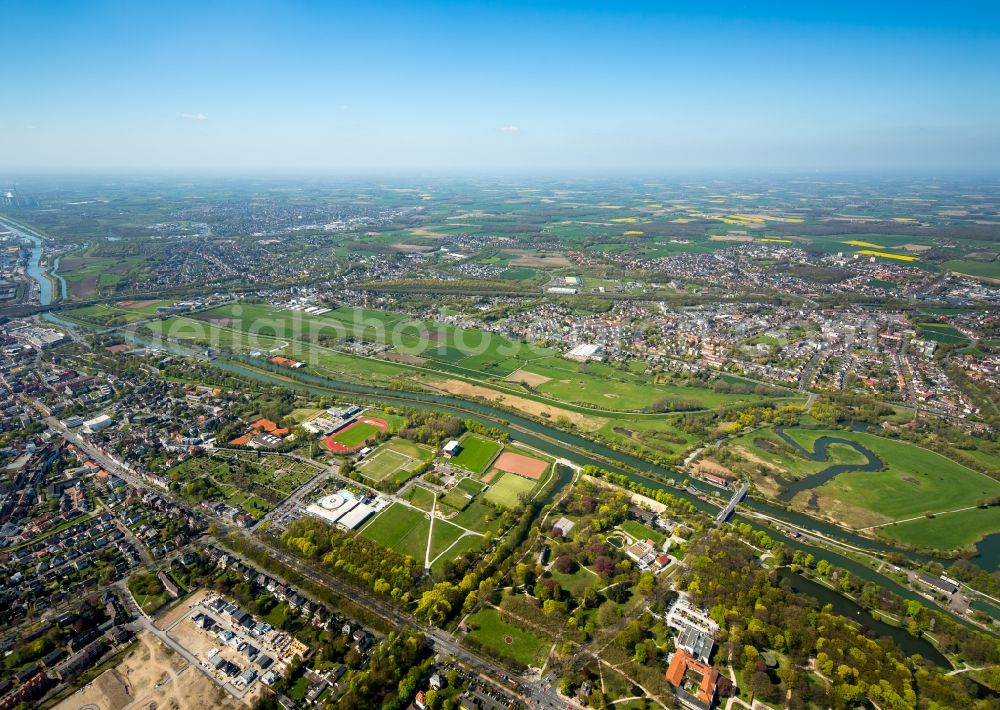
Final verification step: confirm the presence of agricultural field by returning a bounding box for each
[448,434,502,474]
[464,608,551,668]
[916,322,969,344]
[942,259,1000,279]
[58,254,148,298]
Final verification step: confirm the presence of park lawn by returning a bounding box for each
[483,472,537,508]
[449,434,502,473]
[877,506,1000,550]
[598,418,697,461]
[464,608,551,668]
[332,422,381,448]
[449,500,503,534]
[549,565,599,596]
[359,448,412,482]
[359,504,429,560]
[801,430,1000,525]
[430,535,483,575]
[402,486,436,511]
[428,520,466,559]
[619,519,667,546]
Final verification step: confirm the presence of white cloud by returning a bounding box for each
[498,125,519,133]
[178,112,208,121]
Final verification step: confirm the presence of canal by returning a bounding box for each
[776,568,950,667]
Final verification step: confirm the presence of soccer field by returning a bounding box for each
[449,435,502,473]
[359,449,412,481]
[331,421,381,447]
[483,472,536,508]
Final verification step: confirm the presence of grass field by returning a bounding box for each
[441,488,472,511]
[428,520,466,559]
[464,608,550,667]
[549,565,599,596]
[358,448,412,481]
[942,259,1000,279]
[743,428,871,477]
[619,519,667,546]
[402,486,436,511]
[917,322,969,344]
[360,504,430,560]
[332,421,382,447]
[483,472,537,508]
[782,429,1000,537]
[449,434,502,473]
[878,506,1000,550]
[176,304,802,415]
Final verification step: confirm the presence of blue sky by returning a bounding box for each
[2,0,999,171]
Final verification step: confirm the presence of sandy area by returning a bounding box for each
[425,379,605,432]
[158,589,212,630]
[504,369,552,388]
[900,244,931,252]
[502,249,572,268]
[54,631,241,710]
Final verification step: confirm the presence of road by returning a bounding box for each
[228,534,582,710]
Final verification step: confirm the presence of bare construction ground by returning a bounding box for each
[54,630,242,710]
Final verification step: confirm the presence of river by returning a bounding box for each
[773,426,884,502]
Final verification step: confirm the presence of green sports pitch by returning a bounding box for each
[448,435,502,474]
[358,448,413,481]
[330,422,381,448]
[483,472,537,508]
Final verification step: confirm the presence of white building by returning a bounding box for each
[83,414,114,433]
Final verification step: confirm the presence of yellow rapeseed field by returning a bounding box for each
[857,249,918,262]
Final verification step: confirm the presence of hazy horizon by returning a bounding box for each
[3,0,999,173]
